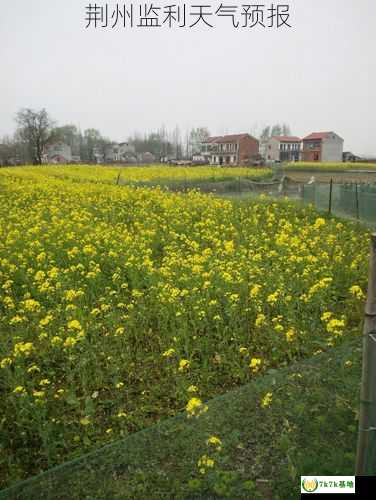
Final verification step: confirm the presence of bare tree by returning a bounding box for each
[83,128,108,162]
[282,123,291,136]
[189,127,210,155]
[0,136,19,166]
[172,125,182,160]
[260,123,292,140]
[270,124,283,137]
[51,125,81,156]
[260,126,271,141]
[15,108,55,164]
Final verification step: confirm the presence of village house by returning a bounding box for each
[301,132,344,162]
[343,151,362,162]
[201,133,259,166]
[104,143,117,162]
[119,142,136,161]
[93,146,104,163]
[43,142,72,163]
[138,151,155,163]
[103,142,136,162]
[265,136,302,162]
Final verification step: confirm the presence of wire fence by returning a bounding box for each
[0,338,361,500]
[0,361,286,500]
[118,174,274,194]
[301,182,376,225]
[118,172,376,226]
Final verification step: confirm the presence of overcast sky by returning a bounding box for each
[1,0,375,155]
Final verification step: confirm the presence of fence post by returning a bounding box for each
[356,183,360,220]
[301,184,305,203]
[116,172,121,185]
[313,182,317,208]
[328,178,333,215]
[356,233,376,475]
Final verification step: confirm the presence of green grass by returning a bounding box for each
[0,336,362,499]
[286,162,376,171]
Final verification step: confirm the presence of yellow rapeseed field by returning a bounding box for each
[0,164,269,184]
[0,165,368,486]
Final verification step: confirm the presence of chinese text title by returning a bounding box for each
[85,3,292,29]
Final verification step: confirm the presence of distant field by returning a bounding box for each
[0,164,270,184]
[286,162,376,171]
[284,170,376,185]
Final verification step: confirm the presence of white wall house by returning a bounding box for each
[118,142,136,161]
[321,133,344,162]
[104,142,136,162]
[265,136,302,162]
[302,132,344,162]
[44,142,72,163]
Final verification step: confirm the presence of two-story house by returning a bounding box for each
[265,136,302,162]
[104,143,119,162]
[104,142,136,162]
[201,134,259,166]
[43,142,72,163]
[118,142,136,161]
[301,132,344,162]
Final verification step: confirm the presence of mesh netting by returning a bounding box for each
[0,338,362,500]
[302,182,376,226]
[118,175,271,194]
[118,176,376,225]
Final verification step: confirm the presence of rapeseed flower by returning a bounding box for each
[286,328,296,342]
[349,285,365,300]
[39,379,51,386]
[13,386,26,395]
[249,357,262,373]
[33,391,45,398]
[250,284,262,297]
[162,348,175,358]
[14,342,34,357]
[326,318,345,336]
[178,359,190,371]
[198,454,215,474]
[255,314,266,327]
[67,320,82,331]
[206,436,222,451]
[260,392,273,408]
[186,398,208,418]
[0,358,12,369]
[314,217,326,229]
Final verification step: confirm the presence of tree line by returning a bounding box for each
[0,107,291,165]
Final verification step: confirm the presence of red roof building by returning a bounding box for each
[303,132,333,141]
[271,135,302,143]
[201,133,259,166]
[302,131,344,162]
